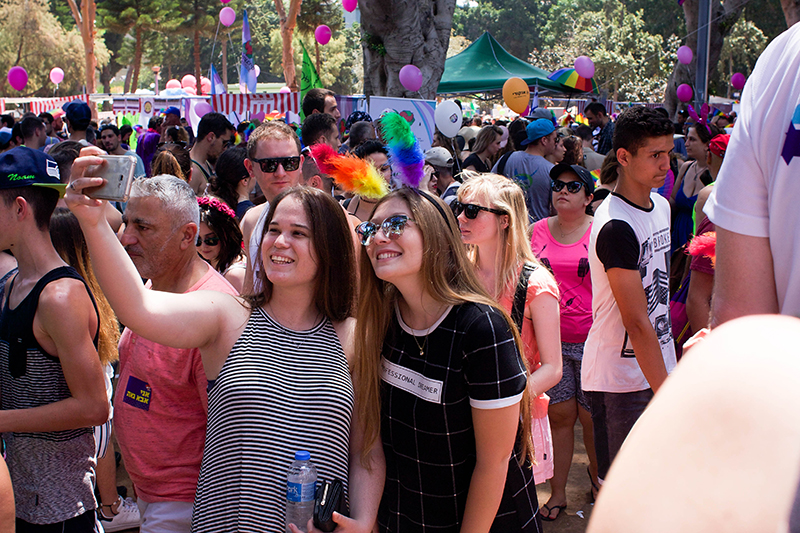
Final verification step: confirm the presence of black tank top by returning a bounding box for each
[1,266,99,379]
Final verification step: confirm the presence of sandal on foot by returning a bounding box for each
[540,503,567,521]
[588,466,600,502]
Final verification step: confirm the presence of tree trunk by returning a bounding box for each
[781,0,800,26]
[66,0,98,98]
[274,0,302,91]
[131,25,143,93]
[222,38,228,86]
[194,29,203,88]
[664,0,748,118]
[360,0,455,99]
[315,40,321,77]
[124,66,132,93]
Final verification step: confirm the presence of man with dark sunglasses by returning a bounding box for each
[189,113,234,196]
[241,121,305,294]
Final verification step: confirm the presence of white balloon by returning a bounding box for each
[434,100,462,138]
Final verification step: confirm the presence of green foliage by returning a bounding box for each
[0,0,108,96]
[268,22,362,94]
[297,0,343,35]
[712,17,767,96]
[452,0,544,59]
[49,0,75,29]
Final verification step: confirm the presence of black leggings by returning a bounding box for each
[16,510,96,533]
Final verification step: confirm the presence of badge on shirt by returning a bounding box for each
[123,375,152,411]
[381,357,443,403]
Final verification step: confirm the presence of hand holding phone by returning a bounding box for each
[84,155,137,202]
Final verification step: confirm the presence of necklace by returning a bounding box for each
[265,302,322,352]
[558,217,586,239]
[411,333,428,357]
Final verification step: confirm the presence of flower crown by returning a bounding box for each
[197,196,236,219]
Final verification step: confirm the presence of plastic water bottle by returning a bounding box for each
[286,450,317,533]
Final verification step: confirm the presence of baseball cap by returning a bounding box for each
[62,100,92,129]
[424,147,454,168]
[520,119,556,147]
[0,146,65,197]
[525,107,556,124]
[164,106,181,117]
[708,134,730,158]
[549,163,595,194]
[0,127,11,146]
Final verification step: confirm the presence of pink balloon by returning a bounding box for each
[166,79,182,89]
[252,111,266,121]
[731,72,746,91]
[279,86,291,93]
[677,83,693,103]
[220,0,230,3]
[49,67,64,85]
[220,7,236,27]
[200,76,211,94]
[315,25,332,45]
[342,0,357,12]
[195,102,213,117]
[181,74,197,89]
[7,66,28,92]
[399,64,422,92]
[677,46,693,65]
[184,86,197,95]
[574,56,595,79]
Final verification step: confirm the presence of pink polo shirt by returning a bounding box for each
[114,263,237,503]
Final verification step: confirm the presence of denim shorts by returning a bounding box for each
[546,342,590,412]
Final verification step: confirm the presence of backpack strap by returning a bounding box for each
[511,262,537,331]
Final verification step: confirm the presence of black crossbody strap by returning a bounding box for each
[511,262,537,331]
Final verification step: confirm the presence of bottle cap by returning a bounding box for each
[295,450,311,461]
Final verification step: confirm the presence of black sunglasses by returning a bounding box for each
[250,156,301,173]
[196,235,220,247]
[551,180,584,194]
[451,201,506,219]
[356,214,415,246]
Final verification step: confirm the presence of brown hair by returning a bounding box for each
[246,186,354,322]
[152,144,191,183]
[353,188,533,464]
[247,121,301,159]
[599,150,619,186]
[49,208,120,365]
[561,136,583,166]
[471,125,502,157]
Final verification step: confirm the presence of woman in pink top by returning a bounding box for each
[531,163,599,519]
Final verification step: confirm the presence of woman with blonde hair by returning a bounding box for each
[354,187,541,532]
[455,173,563,518]
[463,125,503,173]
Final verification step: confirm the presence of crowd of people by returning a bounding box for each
[0,20,798,533]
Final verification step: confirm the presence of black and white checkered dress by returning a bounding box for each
[378,302,542,532]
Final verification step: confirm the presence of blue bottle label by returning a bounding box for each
[287,481,316,503]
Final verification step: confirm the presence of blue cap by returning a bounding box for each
[0,127,11,146]
[0,146,65,197]
[63,100,92,129]
[164,106,181,117]
[295,451,310,461]
[520,119,556,146]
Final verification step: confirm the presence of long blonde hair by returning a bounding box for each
[49,208,120,365]
[353,188,533,464]
[457,172,539,298]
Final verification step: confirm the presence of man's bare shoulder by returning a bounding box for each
[241,203,267,235]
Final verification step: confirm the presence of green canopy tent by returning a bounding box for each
[437,32,576,96]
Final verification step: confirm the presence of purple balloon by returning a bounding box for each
[7,66,28,92]
[731,72,746,91]
[676,83,693,103]
[315,25,332,45]
[677,46,693,65]
[342,0,357,12]
[195,102,213,118]
[574,56,595,79]
[219,7,235,27]
[399,64,422,92]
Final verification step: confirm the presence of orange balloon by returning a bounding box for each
[503,77,530,114]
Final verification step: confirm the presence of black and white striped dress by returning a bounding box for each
[191,307,353,532]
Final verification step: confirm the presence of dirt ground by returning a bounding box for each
[113,425,593,533]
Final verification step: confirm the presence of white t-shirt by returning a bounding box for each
[248,203,270,293]
[582,192,676,393]
[704,23,800,317]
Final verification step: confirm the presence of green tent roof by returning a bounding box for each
[437,32,572,95]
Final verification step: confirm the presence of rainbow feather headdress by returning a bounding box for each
[379,111,425,189]
[308,144,389,200]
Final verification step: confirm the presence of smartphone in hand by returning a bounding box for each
[84,155,137,202]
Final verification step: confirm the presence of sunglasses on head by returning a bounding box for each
[551,180,584,194]
[196,235,220,247]
[250,156,301,173]
[451,201,506,219]
[356,214,415,246]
